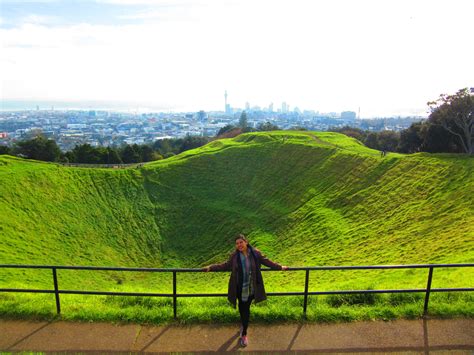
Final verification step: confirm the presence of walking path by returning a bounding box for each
[1,318,472,353]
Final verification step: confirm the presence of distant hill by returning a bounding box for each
[1,131,473,291]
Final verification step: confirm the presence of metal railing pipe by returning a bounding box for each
[0,263,471,319]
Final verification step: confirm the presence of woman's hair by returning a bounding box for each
[234,233,248,243]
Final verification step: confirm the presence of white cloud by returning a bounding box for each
[96,0,202,5]
[1,0,58,3]
[1,0,474,115]
[20,14,58,26]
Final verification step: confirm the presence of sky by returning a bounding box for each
[0,0,473,117]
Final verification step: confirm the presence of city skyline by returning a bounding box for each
[1,0,473,117]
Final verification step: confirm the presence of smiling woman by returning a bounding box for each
[204,234,288,347]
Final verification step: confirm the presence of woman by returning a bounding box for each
[204,234,288,347]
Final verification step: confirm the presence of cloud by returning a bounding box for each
[2,0,473,115]
[96,0,196,5]
[1,0,58,3]
[20,14,58,25]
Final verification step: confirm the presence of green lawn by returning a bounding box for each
[1,131,473,323]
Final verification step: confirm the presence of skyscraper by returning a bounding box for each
[224,90,232,114]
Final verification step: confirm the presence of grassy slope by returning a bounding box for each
[141,131,473,291]
[0,131,473,321]
[0,156,162,288]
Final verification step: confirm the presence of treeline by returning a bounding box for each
[334,88,473,154]
[0,119,282,164]
[331,122,462,154]
[1,88,471,160]
[0,135,211,164]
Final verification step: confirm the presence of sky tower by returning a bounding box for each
[224,90,232,114]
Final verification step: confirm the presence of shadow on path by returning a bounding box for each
[217,330,240,352]
[287,323,303,351]
[139,325,171,352]
[6,322,52,351]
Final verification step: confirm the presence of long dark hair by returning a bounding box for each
[234,233,248,243]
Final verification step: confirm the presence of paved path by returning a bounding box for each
[1,318,473,353]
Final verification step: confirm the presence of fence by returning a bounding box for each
[0,263,472,319]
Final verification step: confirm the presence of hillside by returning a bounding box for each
[0,131,473,314]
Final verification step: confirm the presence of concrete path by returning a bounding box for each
[1,318,473,353]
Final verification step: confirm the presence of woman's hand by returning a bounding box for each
[281,265,289,271]
[203,266,211,272]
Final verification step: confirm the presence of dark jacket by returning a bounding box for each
[209,246,282,306]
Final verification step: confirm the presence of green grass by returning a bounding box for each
[1,131,473,323]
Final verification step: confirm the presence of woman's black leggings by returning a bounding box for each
[238,296,254,336]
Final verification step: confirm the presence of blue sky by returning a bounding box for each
[1,0,473,116]
[0,0,188,27]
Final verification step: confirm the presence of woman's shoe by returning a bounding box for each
[240,335,248,347]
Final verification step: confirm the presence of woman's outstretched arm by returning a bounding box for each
[254,249,288,270]
[203,254,233,272]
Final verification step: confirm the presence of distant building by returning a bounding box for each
[224,90,228,112]
[341,111,357,120]
[224,90,233,115]
[197,110,206,122]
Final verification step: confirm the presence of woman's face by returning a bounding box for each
[235,238,248,253]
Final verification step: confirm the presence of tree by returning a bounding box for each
[398,122,424,153]
[15,136,61,162]
[153,139,173,155]
[121,144,141,163]
[217,124,237,136]
[421,123,461,153]
[364,132,379,150]
[428,88,474,154]
[105,147,122,164]
[139,145,155,162]
[179,135,210,153]
[0,146,12,155]
[257,121,280,131]
[239,111,249,130]
[331,126,366,142]
[70,144,102,163]
[376,131,400,152]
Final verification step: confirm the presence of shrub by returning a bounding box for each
[388,292,423,305]
[327,290,380,307]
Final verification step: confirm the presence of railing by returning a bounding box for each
[0,264,472,319]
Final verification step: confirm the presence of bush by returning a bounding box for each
[388,292,423,305]
[327,290,380,307]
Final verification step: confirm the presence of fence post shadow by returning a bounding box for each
[139,324,172,352]
[6,321,52,351]
[423,317,429,355]
[287,323,303,351]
